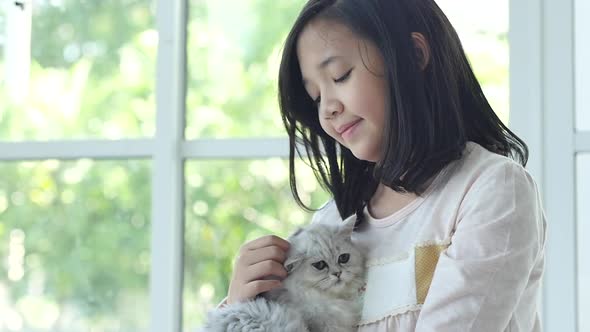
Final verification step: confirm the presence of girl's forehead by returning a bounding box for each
[296,19,361,63]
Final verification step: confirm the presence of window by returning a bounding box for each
[575,0,590,329]
[2,0,583,331]
[437,0,509,124]
[0,160,151,331]
[0,0,156,141]
[0,0,155,330]
[185,1,303,139]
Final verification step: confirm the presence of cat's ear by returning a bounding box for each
[288,227,304,240]
[338,215,357,238]
[284,255,304,274]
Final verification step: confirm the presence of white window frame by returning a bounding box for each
[511,0,588,331]
[0,0,586,331]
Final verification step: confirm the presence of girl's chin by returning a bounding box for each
[350,149,379,162]
[334,139,379,162]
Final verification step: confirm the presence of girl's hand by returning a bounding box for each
[227,235,290,304]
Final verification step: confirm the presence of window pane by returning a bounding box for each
[0,160,151,331]
[575,0,590,131]
[436,0,509,124]
[0,6,5,65]
[0,1,156,140]
[577,154,590,331]
[186,0,508,140]
[186,0,304,139]
[183,159,328,330]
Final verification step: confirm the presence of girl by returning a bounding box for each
[226,0,546,331]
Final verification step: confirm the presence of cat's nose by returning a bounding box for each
[333,271,342,278]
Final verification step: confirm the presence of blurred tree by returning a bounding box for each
[0,0,156,140]
[0,160,152,331]
[185,0,305,138]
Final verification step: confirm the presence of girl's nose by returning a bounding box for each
[322,99,343,118]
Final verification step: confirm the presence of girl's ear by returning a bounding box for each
[411,32,431,70]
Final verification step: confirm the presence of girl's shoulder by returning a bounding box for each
[439,141,539,197]
[466,141,532,177]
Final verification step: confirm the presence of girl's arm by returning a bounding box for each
[415,163,546,331]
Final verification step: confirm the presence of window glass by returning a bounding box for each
[437,0,509,124]
[0,160,151,331]
[0,1,156,140]
[185,0,510,140]
[186,0,307,139]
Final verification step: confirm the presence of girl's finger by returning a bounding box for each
[240,245,287,266]
[244,280,282,297]
[241,235,290,252]
[243,260,288,283]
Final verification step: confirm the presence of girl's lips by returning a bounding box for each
[340,119,362,139]
[337,119,362,134]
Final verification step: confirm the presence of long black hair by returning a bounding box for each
[278,0,528,221]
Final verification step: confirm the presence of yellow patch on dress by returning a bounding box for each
[415,244,448,304]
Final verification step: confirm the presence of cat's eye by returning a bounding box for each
[338,253,350,264]
[312,260,327,270]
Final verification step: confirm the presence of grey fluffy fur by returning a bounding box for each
[202,217,366,332]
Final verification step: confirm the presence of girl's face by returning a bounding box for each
[297,19,389,162]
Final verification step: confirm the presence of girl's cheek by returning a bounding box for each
[318,118,332,136]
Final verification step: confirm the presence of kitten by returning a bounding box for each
[202,217,366,332]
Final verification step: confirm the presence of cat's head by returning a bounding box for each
[283,216,365,298]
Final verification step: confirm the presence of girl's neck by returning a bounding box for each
[368,184,418,219]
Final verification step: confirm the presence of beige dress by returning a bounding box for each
[312,142,546,332]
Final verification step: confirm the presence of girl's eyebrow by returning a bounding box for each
[318,55,344,69]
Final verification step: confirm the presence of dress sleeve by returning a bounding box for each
[415,162,547,331]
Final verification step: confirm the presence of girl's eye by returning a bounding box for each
[334,68,353,83]
[312,260,327,270]
[338,253,350,264]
